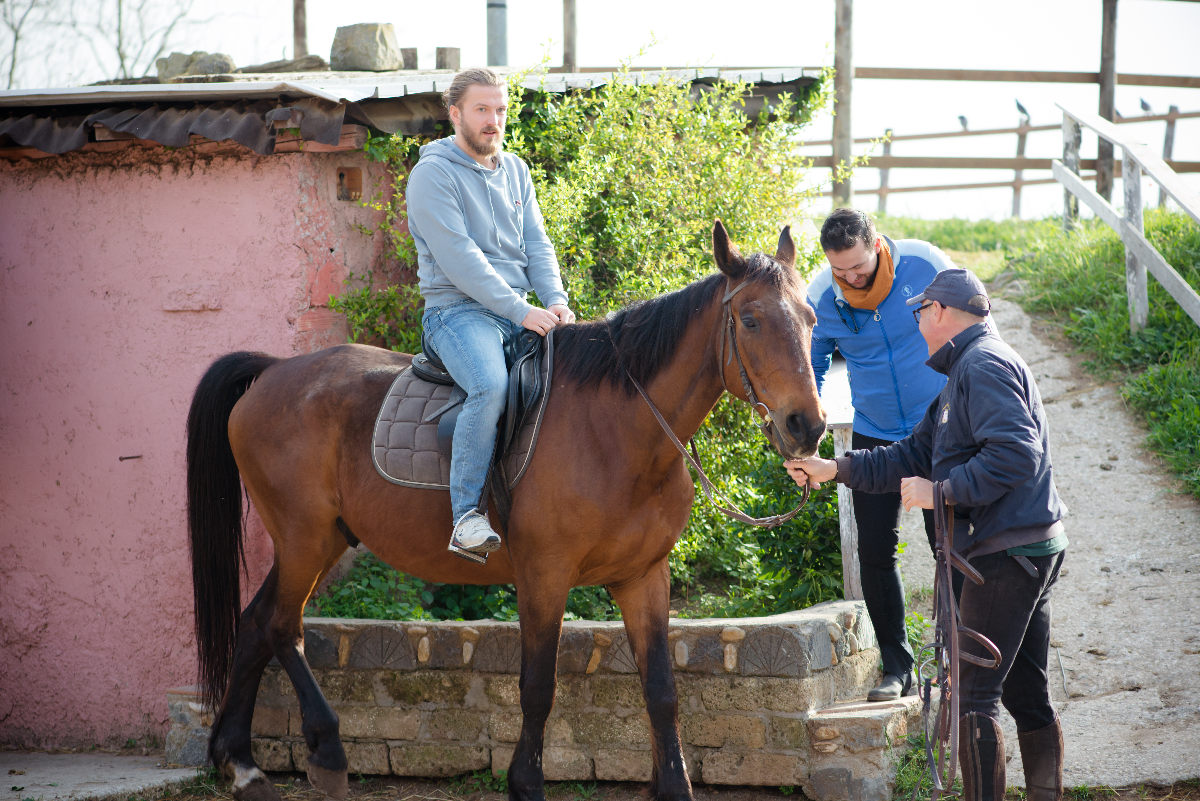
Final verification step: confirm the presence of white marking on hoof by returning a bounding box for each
[232,765,268,791]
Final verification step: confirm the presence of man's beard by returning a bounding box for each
[460,125,504,161]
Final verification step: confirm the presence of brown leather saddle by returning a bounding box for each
[371,330,553,524]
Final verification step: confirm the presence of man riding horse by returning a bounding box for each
[406,67,576,561]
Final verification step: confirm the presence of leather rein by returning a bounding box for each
[918,481,1003,798]
[617,278,810,529]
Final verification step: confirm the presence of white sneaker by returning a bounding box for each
[448,511,502,563]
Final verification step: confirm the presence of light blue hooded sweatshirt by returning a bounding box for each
[406,136,568,324]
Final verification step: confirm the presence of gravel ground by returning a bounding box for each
[897,290,1200,788]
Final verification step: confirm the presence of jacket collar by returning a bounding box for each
[925,321,991,375]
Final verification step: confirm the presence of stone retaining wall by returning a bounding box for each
[168,600,921,800]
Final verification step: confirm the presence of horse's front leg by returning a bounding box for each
[507,581,569,801]
[608,558,694,801]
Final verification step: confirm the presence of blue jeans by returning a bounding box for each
[422,300,521,521]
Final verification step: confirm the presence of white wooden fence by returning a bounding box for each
[1055,103,1200,333]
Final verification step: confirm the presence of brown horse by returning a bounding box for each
[186,221,826,801]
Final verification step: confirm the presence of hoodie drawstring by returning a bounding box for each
[480,170,502,250]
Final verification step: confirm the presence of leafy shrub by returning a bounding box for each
[307,553,620,622]
[329,276,423,354]
[318,65,846,621]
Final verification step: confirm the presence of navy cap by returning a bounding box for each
[906,268,991,317]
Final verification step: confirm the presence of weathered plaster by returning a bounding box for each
[0,145,391,746]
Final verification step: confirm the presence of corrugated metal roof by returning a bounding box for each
[0,67,820,106]
[0,67,821,157]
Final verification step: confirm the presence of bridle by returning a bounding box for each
[718,279,782,444]
[615,277,810,529]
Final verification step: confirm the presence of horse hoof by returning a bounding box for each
[306,762,348,801]
[231,772,282,801]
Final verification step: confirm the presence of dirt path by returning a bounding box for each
[897,292,1200,787]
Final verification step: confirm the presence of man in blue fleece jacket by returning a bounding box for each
[808,208,954,702]
[406,67,575,561]
[786,269,1067,801]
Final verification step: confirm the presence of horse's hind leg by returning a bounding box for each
[209,570,283,801]
[266,530,351,800]
[608,558,694,801]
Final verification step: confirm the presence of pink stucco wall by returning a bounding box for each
[0,144,392,747]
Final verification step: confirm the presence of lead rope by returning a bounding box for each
[918,482,1003,800]
[626,375,808,528]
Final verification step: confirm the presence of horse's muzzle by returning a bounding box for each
[779,409,827,459]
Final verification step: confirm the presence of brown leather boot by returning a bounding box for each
[1018,717,1064,801]
[959,712,1006,801]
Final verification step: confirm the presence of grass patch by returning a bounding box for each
[1005,209,1200,498]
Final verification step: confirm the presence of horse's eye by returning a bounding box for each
[740,314,758,330]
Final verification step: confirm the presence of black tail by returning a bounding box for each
[186,351,278,712]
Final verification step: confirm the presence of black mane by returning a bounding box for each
[554,254,789,395]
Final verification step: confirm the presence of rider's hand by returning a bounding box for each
[900,476,935,511]
[521,307,560,335]
[548,304,576,325]
[784,457,836,489]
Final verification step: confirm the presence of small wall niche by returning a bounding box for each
[337,167,362,201]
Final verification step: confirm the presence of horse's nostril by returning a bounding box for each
[787,412,827,450]
[787,412,813,438]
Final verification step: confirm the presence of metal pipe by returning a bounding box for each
[487,0,508,67]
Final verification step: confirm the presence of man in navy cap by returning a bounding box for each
[785,268,1068,801]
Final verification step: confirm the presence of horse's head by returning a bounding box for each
[711,220,827,459]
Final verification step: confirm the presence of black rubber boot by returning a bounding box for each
[1018,717,1064,801]
[959,712,1006,801]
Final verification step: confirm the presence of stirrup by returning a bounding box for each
[448,511,500,564]
[447,542,489,565]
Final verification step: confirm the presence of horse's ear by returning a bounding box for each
[712,219,746,279]
[775,225,796,268]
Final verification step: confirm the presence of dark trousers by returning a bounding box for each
[851,432,936,679]
[957,549,1064,732]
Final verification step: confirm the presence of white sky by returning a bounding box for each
[11,0,1200,219]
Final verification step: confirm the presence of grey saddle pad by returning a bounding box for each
[371,366,549,491]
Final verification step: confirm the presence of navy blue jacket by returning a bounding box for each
[837,323,1067,552]
[808,236,954,440]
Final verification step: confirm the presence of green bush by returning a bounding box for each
[307,553,619,622]
[329,276,423,354]
[318,65,846,622]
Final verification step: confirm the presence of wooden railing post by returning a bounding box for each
[1062,114,1082,231]
[831,0,854,207]
[1160,104,1178,208]
[1012,118,1029,218]
[877,129,892,215]
[1097,0,1118,201]
[1124,149,1148,333]
[832,426,862,600]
